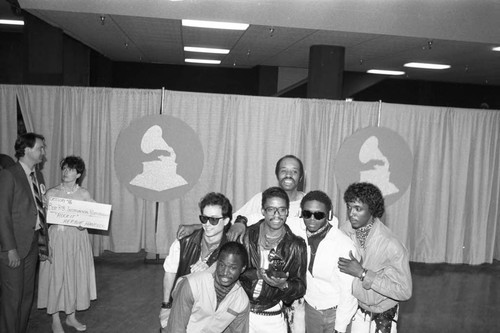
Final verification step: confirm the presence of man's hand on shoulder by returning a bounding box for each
[227,216,247,243]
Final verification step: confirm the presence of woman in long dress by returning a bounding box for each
[38,156,96,332]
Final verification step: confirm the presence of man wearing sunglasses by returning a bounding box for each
[159,192,232,331]
[239,187,307,333]
[296,191,358,333]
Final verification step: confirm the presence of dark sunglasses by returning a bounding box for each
[199,215,224,226]
[301,210,326,220]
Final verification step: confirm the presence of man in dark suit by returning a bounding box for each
[0,132,49,333]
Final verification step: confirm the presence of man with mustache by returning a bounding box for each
[239,186,307,333]
[223,155,308,333]
[228,154,305,232]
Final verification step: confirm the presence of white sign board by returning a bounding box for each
[47,197,112,230]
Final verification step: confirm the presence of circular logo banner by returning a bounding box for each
[114,114,204,202]
[334,127,413,206]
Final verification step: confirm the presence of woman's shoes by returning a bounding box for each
[65,317,87,332]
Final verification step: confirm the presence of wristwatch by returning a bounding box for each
[359,268,368,282]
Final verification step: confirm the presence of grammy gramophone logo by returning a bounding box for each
[114,115,204,202]
[335,127,413,206]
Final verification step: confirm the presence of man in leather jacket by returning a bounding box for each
[159,192,232,331]
[239,186,307,333]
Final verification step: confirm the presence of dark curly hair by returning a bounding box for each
[199,192,233,223]
[300,190,332,213]
[60,156,86,185]
[343,182,385,218]
[14,133,45,159]
[218,241,248,268]
[262,186,290,209]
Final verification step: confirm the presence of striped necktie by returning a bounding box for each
[30,172,49,256]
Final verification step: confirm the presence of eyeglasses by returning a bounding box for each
[199,215,223,226]
[264,207,288,216]
[301,210,326,220]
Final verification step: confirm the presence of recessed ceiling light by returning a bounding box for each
[492,46,500,51]
[404,62,450,70]
[182,19,249,30]
[185,58,221,65]
[367,69,405,76]
[0,19,24,25]
[184,46,230,54]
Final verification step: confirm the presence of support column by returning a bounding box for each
[307,45,345,100]
[258,65,278,96]
[23,13,63,85]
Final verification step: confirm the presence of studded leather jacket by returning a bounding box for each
[168,228,228,303]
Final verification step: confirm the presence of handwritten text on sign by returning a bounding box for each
[47,197,112,230]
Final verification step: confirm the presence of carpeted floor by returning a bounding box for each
[27,251,499,333]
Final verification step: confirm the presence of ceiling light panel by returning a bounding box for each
[185,58,221,64]
[493,46,500,51]
[182,19,248,30]
[404,62,451,69]
[0,19,24,25]
[367,69,405,75]
[184,46,230,54]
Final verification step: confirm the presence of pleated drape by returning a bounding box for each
[0,85,19,156]
[16,85,161,254]
[1,84,498,264]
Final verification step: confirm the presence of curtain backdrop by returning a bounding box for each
[380,103,500,264]
[0,85,18,157]
[1,84,498,264]
[15,85,161,254]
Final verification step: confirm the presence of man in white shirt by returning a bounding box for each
[294,190,358,333]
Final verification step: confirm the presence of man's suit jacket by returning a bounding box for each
[0,162,45,258]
